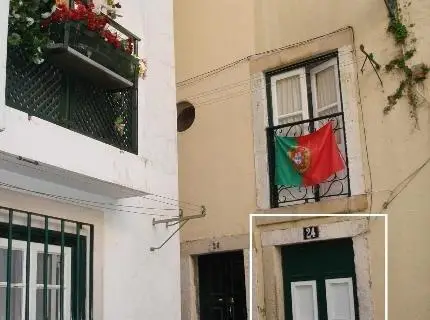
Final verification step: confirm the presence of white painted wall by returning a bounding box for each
[0,0,181,319]
[0,0,177,197]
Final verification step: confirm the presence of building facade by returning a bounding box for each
[1,0,180,319]
[175,0,430,319]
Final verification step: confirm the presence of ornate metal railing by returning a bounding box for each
[266,112,351,207]
[0,206,94,320]
[5,19,139,154]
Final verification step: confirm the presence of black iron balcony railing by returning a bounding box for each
[6,18,139,154]
[266,112,351,208]
[0,206,94,320]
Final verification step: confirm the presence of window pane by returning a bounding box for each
[0,248,23,283]
[0,287,23,320]
[36,289,61,320]
[318,105,338,117]
[279,114,303,125]
[37,253,61,285]
[276,75,303,117]
[316,66,337,108]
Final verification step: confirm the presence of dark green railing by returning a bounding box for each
[0,206,94,320]
[6,20,139,153]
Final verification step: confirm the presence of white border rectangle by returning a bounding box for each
[249,213,388,320]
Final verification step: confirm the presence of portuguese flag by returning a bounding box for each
[274,122,344,187]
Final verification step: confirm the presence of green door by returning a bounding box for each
[282,238,359,320]
[198,251,247,320]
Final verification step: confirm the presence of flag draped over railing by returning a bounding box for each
[274,122,345,187]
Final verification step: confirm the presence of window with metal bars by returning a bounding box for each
[0,207,94,320]
[265,51,351,206]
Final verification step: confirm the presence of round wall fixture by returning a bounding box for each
[177,101,195,132]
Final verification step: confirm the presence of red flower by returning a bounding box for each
[42,0,135,55]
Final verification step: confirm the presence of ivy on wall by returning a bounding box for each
[383,1,429,125]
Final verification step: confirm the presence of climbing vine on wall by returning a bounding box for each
[383,1,429,125]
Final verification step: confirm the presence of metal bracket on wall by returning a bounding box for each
[359,45,383,87]
[149,205,206,252]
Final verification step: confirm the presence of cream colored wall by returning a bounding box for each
[0,188,104,320]
[174,0,254,82]
[176,0,430,318]
[175,0,256,241]
[177,64,257,241]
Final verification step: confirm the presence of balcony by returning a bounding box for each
[266,112,351,208]
[5,17,140,154]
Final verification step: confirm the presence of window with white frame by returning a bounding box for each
[269,55,342,126]
[267,52,349,205]
[0,240,72,320]
[0,208,92,320]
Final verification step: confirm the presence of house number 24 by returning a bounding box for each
[303,226,319,240]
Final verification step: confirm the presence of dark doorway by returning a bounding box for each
[198,250,247,320]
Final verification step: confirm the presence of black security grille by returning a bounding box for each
[0,206,94,320]
[266,112,351,207]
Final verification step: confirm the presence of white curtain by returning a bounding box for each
[276,75,303,124]
[315,66,338,117]
[313,64,347,198]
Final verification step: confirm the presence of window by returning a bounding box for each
[269,55,342,126]
[0,208,93,320]
[270,68,309,126]
[267,52,349,206]
[0,240,72,320]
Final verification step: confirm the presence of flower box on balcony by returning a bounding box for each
[45,21,139,90]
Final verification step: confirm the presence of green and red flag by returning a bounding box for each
[274,122,345,186]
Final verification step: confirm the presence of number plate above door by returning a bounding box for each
[303,226,319,240]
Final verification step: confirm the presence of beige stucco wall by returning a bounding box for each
[174,0,257,242]
[176,63,257,241]
[0,188,105,319]
[175,0,430,319]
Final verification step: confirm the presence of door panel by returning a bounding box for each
[198,251,247,320]
[291,281,319,320]
[325,278,355,320]
[282,238,359,320]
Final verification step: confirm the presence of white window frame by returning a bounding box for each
[0,238,72,320]
[310,57,342,118]
[290,280,319,320]
[270,67,309,125]
[325,277,356,320]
